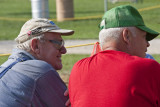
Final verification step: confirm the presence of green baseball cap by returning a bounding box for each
[99,5,159,41]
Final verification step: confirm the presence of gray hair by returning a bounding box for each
[15,34,45,52]
[99,27,136,48]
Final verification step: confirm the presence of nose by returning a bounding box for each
[60,46,67,54]
[147,41,150,47]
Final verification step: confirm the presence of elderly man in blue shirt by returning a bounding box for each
[0,18,74,107]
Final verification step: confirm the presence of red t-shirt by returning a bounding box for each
[69,50,160,107]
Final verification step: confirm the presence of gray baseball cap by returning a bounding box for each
[15,18,74,43]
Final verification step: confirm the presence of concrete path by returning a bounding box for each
[0,39,160,54]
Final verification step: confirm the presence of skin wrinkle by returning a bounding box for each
[30,32,66,70]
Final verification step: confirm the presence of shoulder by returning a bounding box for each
[26,60,53,69]
[18,59,53,70]
[126,57,160,78]
[13,59,56,79]
[128,57,159,69]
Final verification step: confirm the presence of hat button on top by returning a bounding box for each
[50,21,55,25]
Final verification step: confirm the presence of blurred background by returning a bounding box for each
[0,0,160,40]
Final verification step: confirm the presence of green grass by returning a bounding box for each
[0,0,160,40]
[152,54,160,62]
[0,56,8,65]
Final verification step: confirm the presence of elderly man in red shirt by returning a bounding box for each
[69,5,160,107]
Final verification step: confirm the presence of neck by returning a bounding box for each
[102,41,128,53]
[103,47,119,51]
[102,41,120,51]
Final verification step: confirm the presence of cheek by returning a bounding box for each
[39,46,57,60]
[46,49,58,59]
[139,40,146,49]
[44,50,58,67]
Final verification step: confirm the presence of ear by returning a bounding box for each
[122,28,130,44]
[30,39,40,54]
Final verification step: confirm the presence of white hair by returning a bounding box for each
[15,34,45,52]
[99,27,137,48]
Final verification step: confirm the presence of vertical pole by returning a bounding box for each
[31,0,49,18]
[104,0,108,12]
[56,0,74,22]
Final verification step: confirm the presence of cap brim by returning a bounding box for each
[48,28,74,36]
[137,26,159,41]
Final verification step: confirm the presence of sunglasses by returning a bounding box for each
[44,39,65,50]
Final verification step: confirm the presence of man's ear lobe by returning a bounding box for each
[122,28,130,44]
[30,39,40,54]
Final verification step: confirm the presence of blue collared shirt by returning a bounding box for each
[0,48,68,107]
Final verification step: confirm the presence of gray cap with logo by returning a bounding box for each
[15,18,74,43]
